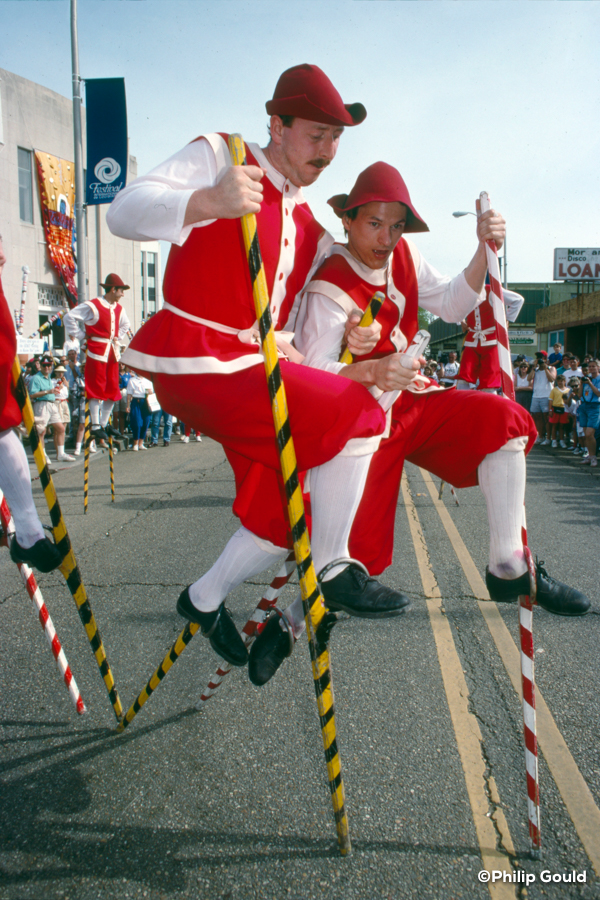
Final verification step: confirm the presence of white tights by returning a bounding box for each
[0,429,45,548]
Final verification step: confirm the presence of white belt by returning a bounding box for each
[161,301,301,361]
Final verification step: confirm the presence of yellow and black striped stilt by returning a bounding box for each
[84,399,90,514]
[229,133,352,854]
[116,622,199,733]
[11,360,123,722]
[108,415,115,504]
[339,293,385,365]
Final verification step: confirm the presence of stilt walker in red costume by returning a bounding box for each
[248,162,590,685]
[63,273,130,442]
[0,236,62,572]
[107,65,410,669]
[456,284,524,391]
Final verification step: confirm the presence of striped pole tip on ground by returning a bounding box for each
[196,552,296,708]
[229,132,350,855]
[84,399,90,514]
[519,544,541,856]
[0,491,86,715]
[116,622,200,732]
[10,358,123,722]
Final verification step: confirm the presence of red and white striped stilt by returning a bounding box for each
[519,542,541,856]
[0,491,86,715]
[480,191,541,855]
[478,192,515,403]
[195,552,296,708]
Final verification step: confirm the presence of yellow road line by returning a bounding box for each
[401,474,517,900]
[419,467,600,876]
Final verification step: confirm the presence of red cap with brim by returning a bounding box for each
[101,273,130,291]
[327,161,429,233]
[266,64,366,127]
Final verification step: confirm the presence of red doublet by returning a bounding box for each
[84,298,122,401]
[125,135,329,376]
[305,249,537,575]
[0,276,22,431]
[125,134,387,547]
[457,290,502,389]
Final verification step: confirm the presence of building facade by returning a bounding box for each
[0,67,160,350]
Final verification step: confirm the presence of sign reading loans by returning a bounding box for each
[554,248,600,281]
[85,78,128,205]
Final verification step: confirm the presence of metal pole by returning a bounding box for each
[503,228,507,289]
[70,0,87,305]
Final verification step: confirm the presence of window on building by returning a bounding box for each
[549,330,564,348]
[18,148,34,223]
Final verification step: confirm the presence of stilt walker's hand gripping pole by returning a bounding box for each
[339,294,384,365]
[0,490,86,715]
[479,191,541,856]
[229,133,351,855]
[11,359,123,722]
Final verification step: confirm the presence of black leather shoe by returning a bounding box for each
[320,564,412,618]
[176,588,248,666]
[90,426,109,442]
[248,610,295,686]
[486,560,590,617]
[105,423,125,440]
[10,536,63,573]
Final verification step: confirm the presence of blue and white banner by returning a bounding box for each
[85,78,128,205]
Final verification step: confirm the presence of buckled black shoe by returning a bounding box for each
[486,560,590,617]
[105,423,125,440]
[320,561,412,618]
[176,588,248,666]
[248,610,295,686]
[90,426,109,442]
[10,536,63,573]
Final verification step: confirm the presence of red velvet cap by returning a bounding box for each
[101,273,130,291]
[266,64,366,127]
[328,162,429,233]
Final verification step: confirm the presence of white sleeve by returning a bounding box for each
[283,230,335,332]
[503,289,525,323]
[106,139,218,245]
[296,292,348,376]
[63,302,96,340]
[118,307,131,340]
[416,253,483,323]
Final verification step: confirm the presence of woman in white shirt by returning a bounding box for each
[513,362,533,411]
[126,370,153,450]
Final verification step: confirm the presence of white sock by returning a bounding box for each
[283,592,306,639]
[188,526,287,613]
[89,399,101,426]
[75,442,82,452]
[309,452,372,581]
[478,440,528,580]
[0,428,45,548]
[100,401,114,427]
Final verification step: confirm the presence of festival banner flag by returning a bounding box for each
[34,151,78,307]
[85,78,128,205]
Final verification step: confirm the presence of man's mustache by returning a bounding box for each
[309,159,330,169]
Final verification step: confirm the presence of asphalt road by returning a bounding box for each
[1,437,599,900]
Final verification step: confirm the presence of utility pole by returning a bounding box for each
[70,0,87,305]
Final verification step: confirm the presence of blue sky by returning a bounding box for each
[2,0,599,283]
